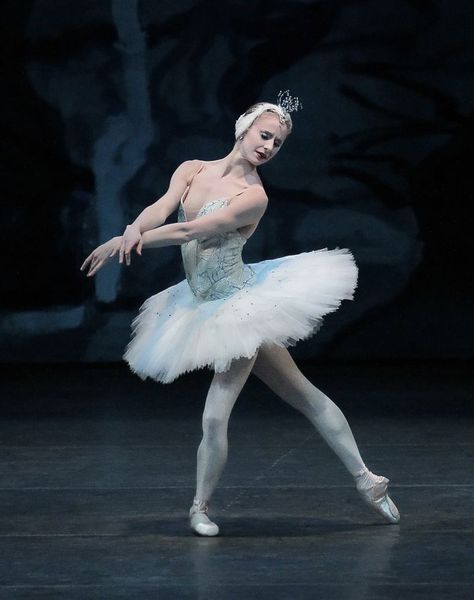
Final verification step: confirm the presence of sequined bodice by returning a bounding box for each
[178,198,256,301]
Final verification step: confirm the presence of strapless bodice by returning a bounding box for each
[178,198,256,301]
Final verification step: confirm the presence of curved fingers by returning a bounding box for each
[80,251,95,272]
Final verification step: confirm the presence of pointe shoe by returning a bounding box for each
[189,498,220,536]
[354,466,400,524]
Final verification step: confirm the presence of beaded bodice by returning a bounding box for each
[178,198,256,301]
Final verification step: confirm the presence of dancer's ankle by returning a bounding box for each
[353,465,388,488]
[189,496,219,536]
[190,497,210,514]
[353,464,370,479]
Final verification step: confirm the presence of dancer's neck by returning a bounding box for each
[214,147,257,180]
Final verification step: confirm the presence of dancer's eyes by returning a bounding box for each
[261,132,281,147]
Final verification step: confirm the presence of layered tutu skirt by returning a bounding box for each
[124,248,358,383]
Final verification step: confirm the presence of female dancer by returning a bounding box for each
[81,94,400,536]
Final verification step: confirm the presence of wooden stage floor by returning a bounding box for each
[0,361,472,599]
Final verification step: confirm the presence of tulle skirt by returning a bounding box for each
[124,248,358,383]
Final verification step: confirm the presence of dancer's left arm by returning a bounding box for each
[141,188,267,249]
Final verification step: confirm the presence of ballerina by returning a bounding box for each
[81,92,400,536]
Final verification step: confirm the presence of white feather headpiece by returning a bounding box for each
[234,90,302,140]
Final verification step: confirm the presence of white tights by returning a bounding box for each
[194,343,366,506]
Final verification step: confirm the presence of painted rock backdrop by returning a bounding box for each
[1,0,472,362]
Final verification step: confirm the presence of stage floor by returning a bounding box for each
[0,361,472,599]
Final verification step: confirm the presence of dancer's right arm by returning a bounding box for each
[120,160,196,257]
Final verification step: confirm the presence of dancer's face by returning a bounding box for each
[240,113,288,165]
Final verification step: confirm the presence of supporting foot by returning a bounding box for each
[189,498,220,536]
[354,466,400,524]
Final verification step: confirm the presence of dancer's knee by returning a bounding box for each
[282,377,333,420]
[276,371,321,413]
[202,415,228,440]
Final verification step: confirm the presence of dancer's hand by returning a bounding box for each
[120,223,143,266]
[80,236,123,277]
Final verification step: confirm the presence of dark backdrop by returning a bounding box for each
[1,0,472,363]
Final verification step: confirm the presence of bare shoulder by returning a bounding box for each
[231,184,268,220]
[173,159,202,181]
[243,183,268,206]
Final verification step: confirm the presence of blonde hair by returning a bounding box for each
[234,102,292,140]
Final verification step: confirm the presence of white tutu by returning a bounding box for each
[124,248,358,383]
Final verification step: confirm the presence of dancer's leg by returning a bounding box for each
[252,343,365,475]
[251,343,400,523]
[190,352,258,535]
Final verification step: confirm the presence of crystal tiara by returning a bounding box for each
[277,89,303,114]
